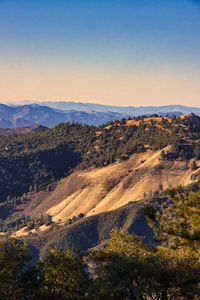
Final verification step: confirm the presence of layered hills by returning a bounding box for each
[1,102,200,129]
[1,113,200,202]
[14,100,200,116]
[0,114,200,256]
[0,103,127,128]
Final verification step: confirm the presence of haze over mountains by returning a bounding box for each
[0,101,199,129]
[0,103,127,128]
[38,101,200,115]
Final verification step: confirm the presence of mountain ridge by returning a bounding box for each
[1,102,200,129]
[12,100,200,115]
[0,103,128,128]
[0,124,48,136]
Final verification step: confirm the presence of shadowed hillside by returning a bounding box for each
[0,124,48,136]
[25,199,154,260]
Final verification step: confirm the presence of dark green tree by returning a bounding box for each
[38,248,91,299]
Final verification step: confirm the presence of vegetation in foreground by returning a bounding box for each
[1,182,200,299]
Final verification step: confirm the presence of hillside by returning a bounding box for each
[0,114,199,244]
[13,147,199,225]
[0,114,199,267]
[26,199,155,260]
[0,124,48,136]
[0,114,199,204]
[8,177,200,260]
[1,145,198,240]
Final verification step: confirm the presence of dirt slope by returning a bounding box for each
[20,147,199,223]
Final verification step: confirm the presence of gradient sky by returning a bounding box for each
[0,0,200,107]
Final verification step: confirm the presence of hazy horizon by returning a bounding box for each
[1,99,200,110]
[0,0,200,107]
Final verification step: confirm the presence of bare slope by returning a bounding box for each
[21,148,200,224]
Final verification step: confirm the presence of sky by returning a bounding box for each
[0,0,200,107]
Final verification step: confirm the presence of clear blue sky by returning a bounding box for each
[0,0,200,106]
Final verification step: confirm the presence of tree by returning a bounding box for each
[145,182,200,249]
[34,183,38,193]
[0,239,37,299]
[191,160,198,171]
[38,248,91,299]
[160,150,165,159]
[90,229,200,299]
[44,214,52,226]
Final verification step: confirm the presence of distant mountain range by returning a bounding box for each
[0,103,127,128]
[29,101,200,115]
[0,101,199,128]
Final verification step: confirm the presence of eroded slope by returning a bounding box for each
[20,147,200,224]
